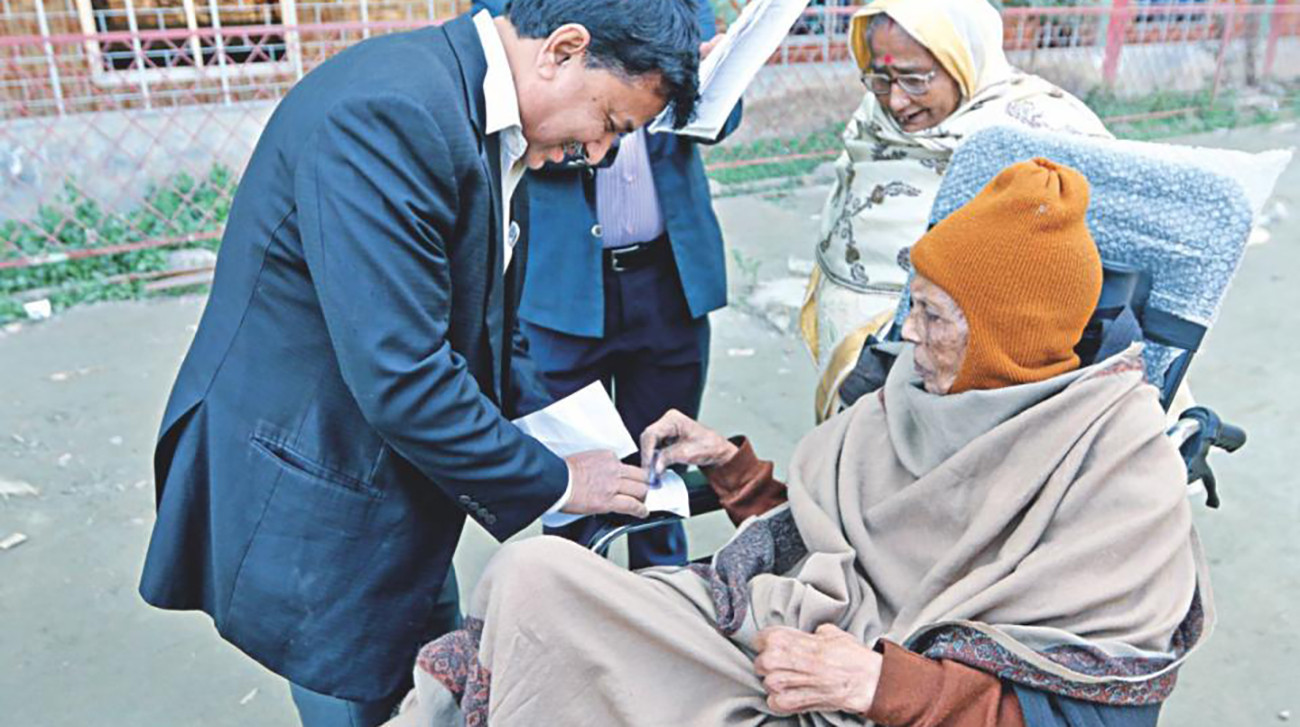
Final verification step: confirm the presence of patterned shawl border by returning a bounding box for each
[914,626,1177,706]
[1079,345,1148,382]
[909,590,1205,707]
[415,617,491,726]
[688,508,808,637]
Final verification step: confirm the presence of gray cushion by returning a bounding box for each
[896,125,1254,386]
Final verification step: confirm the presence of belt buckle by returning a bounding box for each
[608,247,633,273]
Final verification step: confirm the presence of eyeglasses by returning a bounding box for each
[860,70,937,97]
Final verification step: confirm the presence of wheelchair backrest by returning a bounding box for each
[891,125,1255,408]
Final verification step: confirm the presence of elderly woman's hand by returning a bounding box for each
[639,409,739,475]
[753,624,883,717]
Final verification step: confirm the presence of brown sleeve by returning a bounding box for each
[866,641,1025,727]
[702,436,788,526]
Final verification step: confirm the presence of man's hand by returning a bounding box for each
[700,34,724,60]
[752,624,883,717]
[562,450,650,518]
[639,409,739,475]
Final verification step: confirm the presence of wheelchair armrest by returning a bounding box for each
[684,468,723,515]
[584,468,723,557]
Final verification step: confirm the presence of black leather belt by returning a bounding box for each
[603,235,669,273]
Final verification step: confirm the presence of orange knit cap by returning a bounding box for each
[909,158,1102,394]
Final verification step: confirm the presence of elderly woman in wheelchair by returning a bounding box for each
[390,159,1212,727]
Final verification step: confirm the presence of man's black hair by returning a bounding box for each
[506,0,702,129]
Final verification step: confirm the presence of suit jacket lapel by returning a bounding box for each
[483,133,507,400]
[444,15,506,401]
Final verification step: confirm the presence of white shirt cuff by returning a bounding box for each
[544,464,574,515]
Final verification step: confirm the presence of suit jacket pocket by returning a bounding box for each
[225,429,392,664]
[250,431,385,501]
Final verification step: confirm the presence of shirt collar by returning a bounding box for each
[472,10,523,137]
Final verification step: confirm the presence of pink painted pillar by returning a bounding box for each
[1263,0,1285,79]
[1102,0,1131,86]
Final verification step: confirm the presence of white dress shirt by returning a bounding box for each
[473,10,528,273]
[473,11,573,514]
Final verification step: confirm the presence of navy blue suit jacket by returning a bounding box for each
[475,0,741,337]
[139,15,567,701]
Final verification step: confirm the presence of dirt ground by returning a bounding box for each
[1,123,1296,725]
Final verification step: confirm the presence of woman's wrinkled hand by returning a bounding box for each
[639,409,739,475]
[752,624,883,717]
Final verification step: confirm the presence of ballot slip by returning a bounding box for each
[511,381,690,529]
[649,0,816,139]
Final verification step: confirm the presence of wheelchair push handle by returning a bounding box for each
[1176,406,1247,453]
[1216,422,1247,453]
[1173,406,1247,509]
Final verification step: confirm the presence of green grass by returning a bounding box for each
[0,165,235,324]
[1088,84,1300,140]
[703,123,843,185]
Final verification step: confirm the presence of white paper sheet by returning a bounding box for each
[644,470,691,520]
[649,0,815,139]
[513,381,637,460]
[512,381,690,528]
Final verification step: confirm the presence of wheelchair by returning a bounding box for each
[585,124,1255,557]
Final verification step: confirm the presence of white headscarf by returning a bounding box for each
[803,0,1112,420]
[850,0,1014,100]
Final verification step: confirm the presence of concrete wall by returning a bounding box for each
[0,100,274,222]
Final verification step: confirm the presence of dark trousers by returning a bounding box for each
[523,245,710,568]
[289,567,461,727]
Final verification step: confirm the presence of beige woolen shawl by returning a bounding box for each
[392,345,1212,726]
[748,344,1212,706]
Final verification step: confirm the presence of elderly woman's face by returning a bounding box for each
[867,21,962,132]
[901,275,968,394]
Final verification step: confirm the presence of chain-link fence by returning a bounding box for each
[1,0,1297,316]
[703,1,1300,181]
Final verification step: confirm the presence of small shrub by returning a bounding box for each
[0,164,237,323]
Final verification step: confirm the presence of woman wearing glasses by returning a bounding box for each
[802,0,1109,420]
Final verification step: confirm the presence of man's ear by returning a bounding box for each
[536,23,591,80]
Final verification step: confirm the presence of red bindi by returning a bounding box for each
[881,53,894,65]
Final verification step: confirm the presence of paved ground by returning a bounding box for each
[1,123,1296,725]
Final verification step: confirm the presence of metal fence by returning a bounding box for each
[0,0,1297,309]
[704,1,1300,179]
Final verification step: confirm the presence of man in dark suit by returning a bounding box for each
[137,2,702,724]
[474,0,741,567]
